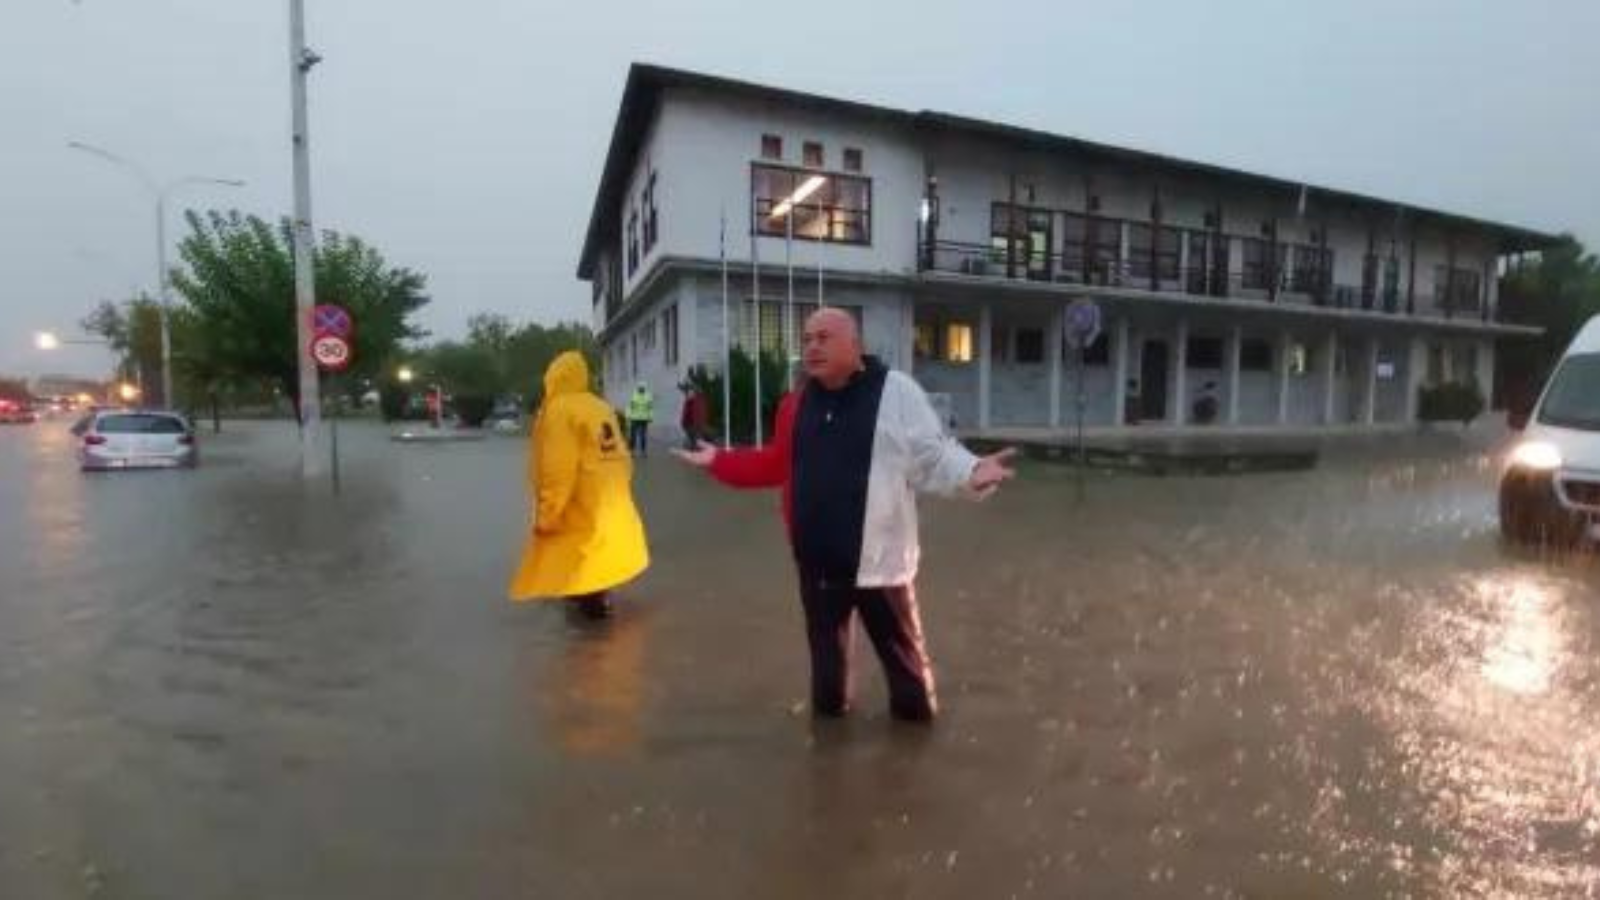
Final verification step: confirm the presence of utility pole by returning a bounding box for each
[289,0,323,477]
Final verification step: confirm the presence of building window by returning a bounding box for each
[1015,328,1045,364]
[944,323,974,364]
[1290,245,1331,294]
[744,301,861,354]
[1382,257,1401,310]
[1186,337,1224,369]
[1089,217,1120,283]
[642,170,659,255]
[642,317,657,353]
[752,164,871,245]
[761,134,783,160]
[803,141,824,168]
[1240,339,1273,371]
[989,203,1051,278]
[626,209,640,276]
[1241,238,1285,291]
[913,322,937,360]
[1127,224,1181,283]
[663,303,679,366]
[1434,266,1482,313]
[842,147,863,173]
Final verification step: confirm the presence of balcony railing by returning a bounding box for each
[915,237,1491,319]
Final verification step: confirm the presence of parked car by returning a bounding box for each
[0,398,37,424]
[1500,314,1600,545]
[78,410,198,471]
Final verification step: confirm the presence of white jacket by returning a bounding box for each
[855,371,981,587]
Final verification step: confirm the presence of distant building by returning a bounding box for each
[578,64,1558,434]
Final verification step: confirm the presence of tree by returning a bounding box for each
[81,295,164,403]
[686,347,787,444]
[169,210,430,419]
[1497,236,1600,409]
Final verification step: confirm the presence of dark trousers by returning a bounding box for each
[627,420,649,456]
[797,570,937,721]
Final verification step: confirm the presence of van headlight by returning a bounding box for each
[1509,441,1563,471]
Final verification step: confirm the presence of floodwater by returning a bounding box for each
[2,418,1598,899]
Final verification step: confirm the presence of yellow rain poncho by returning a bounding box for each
[508,352,649,600]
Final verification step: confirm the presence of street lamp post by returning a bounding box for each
[65,141,244,411]
[288,0,325,480]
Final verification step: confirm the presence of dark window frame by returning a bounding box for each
[750,163,873,247]
[760,134,783,160]
[802,141,824,168]
[842,147,864,173]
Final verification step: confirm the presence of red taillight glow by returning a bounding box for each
[178,435,194,446]
[84,434,107,446]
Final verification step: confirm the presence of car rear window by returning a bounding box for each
[96,414,188,435]
[1538,352,1600,432]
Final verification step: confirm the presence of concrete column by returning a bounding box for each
[1112,317,1130,427]
[1173,319,1189,426]
[1475,337,1495,403]
[1118,223,1130,285]
[1179,234,1192,285]
[977,304,993,431]
[1405,335,1427,422]
[1364,337,1380,425]
[1322,331,1339,425]
[1226,325,1243,425]
[902,296,916,377]
[1047,304,1063,429]
[1277,331,1293,426]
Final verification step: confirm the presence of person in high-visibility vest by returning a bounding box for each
[625,381,654,458]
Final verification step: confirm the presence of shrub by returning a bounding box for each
[1417,382,1485,426]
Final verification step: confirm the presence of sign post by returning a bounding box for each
[311,305,353,493]
[1064,299,1102,465]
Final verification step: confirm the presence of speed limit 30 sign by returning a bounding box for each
[311,333,352,372]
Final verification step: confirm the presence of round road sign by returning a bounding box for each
[1065,298,1102,349]
[311,333,352,372]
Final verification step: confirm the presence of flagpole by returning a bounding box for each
[720,207,732,449]
[785,202,795,386]
[751,192,764,446]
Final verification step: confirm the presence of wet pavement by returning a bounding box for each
[2,417,1598,899]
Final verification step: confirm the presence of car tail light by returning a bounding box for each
[178,434,195,446]
[84,434,107,446]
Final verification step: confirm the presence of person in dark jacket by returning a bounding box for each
[675,308,1015,721]
[679,383,710,450]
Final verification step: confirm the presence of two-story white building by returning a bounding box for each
[578,64,1557,438]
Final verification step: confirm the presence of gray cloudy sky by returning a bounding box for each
[3,0,1596,378]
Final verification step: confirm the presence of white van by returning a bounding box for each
[1500,314,1600,544]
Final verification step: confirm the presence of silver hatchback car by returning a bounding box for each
[79,410,198,471]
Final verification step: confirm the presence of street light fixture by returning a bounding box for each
[35,331,60,351]
[396,366,415,384]
[65,140,245,410]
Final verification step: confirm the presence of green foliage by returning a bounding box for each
[1418,382,1486,426]
[685,346,788,444]
[81,296,164,403]
[168,210,429,414]
[1498,236,1600,402]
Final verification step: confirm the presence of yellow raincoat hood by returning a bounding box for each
[508,352,649,600]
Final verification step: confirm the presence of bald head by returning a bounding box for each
[802,308,864,389]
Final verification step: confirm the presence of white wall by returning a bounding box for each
[648,87,924,287]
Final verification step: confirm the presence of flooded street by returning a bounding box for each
[3,419,1598,899]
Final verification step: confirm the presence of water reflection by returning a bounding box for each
[1479,576,1560,696]
[1307,570,1600,896]
[536,612,648,757]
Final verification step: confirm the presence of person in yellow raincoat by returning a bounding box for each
[508,351,649,618]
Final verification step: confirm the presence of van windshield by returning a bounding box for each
[1538,352,1600,431]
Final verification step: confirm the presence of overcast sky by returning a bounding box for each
[3,0,1596,378]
